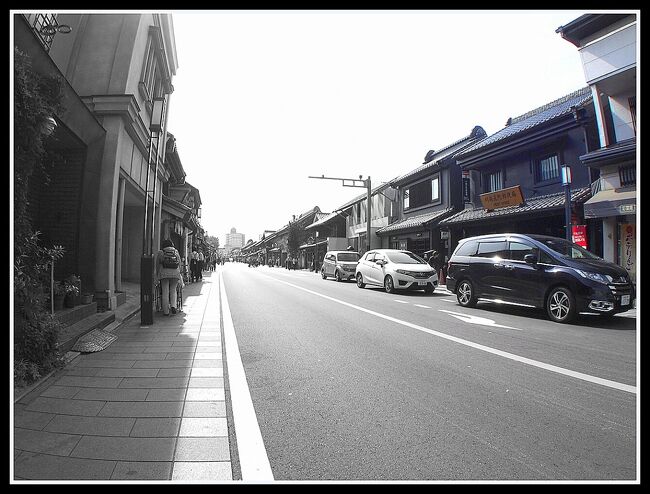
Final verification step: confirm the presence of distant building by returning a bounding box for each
[225,227,245,253]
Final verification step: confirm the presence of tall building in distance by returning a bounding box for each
[225,227,245,253]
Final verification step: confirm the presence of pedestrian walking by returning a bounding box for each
[190,250,198,282]
[198,251,205,280]
[155,239,182,316]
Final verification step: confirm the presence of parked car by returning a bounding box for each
[355,249,438,294]
[446,233,636,323]
[321,250,360,281]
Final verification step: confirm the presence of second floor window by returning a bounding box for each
[431,176,440,202]
[403,174,440,210]
[403,189,409,210]
[535,154,560,183]
[483,170,503,193]
[619,165,635,188]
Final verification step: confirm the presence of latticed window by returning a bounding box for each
[23,13,65,52]
[619,165,636,188]
[535,154,560,183]
[483,170,503,193]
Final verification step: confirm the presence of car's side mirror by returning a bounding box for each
[524,253,538,265]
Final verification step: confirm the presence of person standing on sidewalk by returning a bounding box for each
[155,239,182,316]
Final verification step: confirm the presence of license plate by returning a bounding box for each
[418,281,427,286]
[621,295,630,306]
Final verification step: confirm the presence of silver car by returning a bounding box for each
[355,249,438,294]
[321,250,360,282]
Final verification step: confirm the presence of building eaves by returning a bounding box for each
[439,187,591,226]
[456,87,592,160]
[305,211,341,230]
[391,126,487,187]
[376,207,455,236]
[336,180,397,211]
[555,13,632,47]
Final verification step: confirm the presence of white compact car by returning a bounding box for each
[355,249,438,294]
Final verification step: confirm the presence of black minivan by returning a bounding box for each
[446,234,635,323]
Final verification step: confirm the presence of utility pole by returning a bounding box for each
[308,174,372,253]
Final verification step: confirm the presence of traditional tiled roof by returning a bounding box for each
[305,211,342,230]
[376,208,455,235]
[457,87,592,158]
[391,126,487,186]
[336,180,397,211]
[439,187,591,225]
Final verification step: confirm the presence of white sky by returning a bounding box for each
[166,9,592,247]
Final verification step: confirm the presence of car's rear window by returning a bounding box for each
[337,253,360,262]
[454,240,478,256]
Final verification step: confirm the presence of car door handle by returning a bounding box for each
[494,263,503,268]
[504,264,515,270]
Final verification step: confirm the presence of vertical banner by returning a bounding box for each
[620,223,636,283]
[572,225,588,249]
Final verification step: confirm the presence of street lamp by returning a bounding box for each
[561,164,572,241]
[141,96,167,325]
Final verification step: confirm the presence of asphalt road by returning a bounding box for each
[221,263,637,481]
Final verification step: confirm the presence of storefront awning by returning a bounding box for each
[440,187,592,226]
[298,239,328,250]
[377,208,454,236]
[583,188,636,218]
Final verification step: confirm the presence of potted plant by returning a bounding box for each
[63,274,80,308]
[80,292,94,305]
[53,281,66,310]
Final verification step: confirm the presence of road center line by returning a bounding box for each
[263,274,636,395]
[220,272,274,481]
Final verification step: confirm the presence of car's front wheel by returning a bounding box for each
[546,286,576,323]
[335,270,342,282]
[356,273,365,288]
[384,275,395,293]
[456,279,477,308]
[321,269,327,279]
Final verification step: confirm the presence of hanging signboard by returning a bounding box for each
[479,185,525,211]
[572,225,588,249]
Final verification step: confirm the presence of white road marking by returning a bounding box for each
[413,304,431,309]
[394,300,410,304]
[220,273,274,481]
[262,274,636,395]
[439,309,522,331]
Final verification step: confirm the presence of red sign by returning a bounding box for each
[572,225,588,249]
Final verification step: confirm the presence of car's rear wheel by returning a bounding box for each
[335,270,342,282]
[356,273,365,288]
[546,286,576,323]
[456,279,477,308]
[384,275,395,293]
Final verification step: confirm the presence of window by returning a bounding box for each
[619,165,635,188]
[139,27,170,109]
[476,241,508,259]
[431,176,440,202]
[508,242,534,262]
[454,240,478,257]
[483,170,502,193]
[535,154,560,183]
[629,96,636,134]
[403,189,410,210]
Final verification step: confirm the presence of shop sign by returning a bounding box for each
[572,225,588,249]
[621,223,636,283]
[480,185,524,211]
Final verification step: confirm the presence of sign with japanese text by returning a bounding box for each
[479,185,525,211]
[621,223,636,283]
[572,225,588,249]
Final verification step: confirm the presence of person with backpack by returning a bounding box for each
[155,239,182,316]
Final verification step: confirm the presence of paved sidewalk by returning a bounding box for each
[13,271,234,482]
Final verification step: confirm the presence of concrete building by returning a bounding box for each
[225,227,245,252]
[15,13,179,309]
[556,13,637,283]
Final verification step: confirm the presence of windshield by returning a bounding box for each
[385,251,426,264]
[538,238,601,260]
[337,253,360,262]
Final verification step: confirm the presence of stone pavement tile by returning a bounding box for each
[54,375,124,388]
[171,461,232,481]
[197,334,221,341]
[156,367,192,378]
[191,359,223,368]
[98,401,183,417]
[13,407,55,430]
[100,347,148,354]
[132,359,193,368]
[188,377,224,388]
[111,461,172,480]
[71,436,177,461]
[182,402,227,418]
[190,367,223,378]
[185,388,225,401]
[179,417,228,437]
[14,451,116,480]
[193,352,222,360]
[14,428,81,456]
[95,368,159,378]
[73,387,149,402]
[40,385,81,399]
[44,415,136,436]
[130,417,180,437]
[145,388,187,401]
[118,377,189,388]
[196,346,223,353]
[164,352,195,360]
[25,396,106,416]
[146,346,195,353]
[63,366,100,376]
[174,437,230,461]
[171,341,199,347]
[193,340,221,347]
[74,358,137,368]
